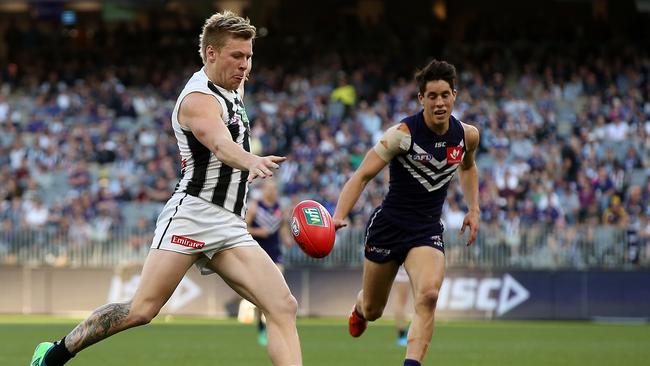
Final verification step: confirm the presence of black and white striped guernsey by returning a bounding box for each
[171,67,251,218]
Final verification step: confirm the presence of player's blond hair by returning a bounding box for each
[199,10,256,64]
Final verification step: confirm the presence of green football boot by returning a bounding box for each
[257,328,268,347]
[30,342,54,366]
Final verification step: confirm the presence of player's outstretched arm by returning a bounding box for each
[179,92,285,181]
[459,123,480,246]
[332,123,410,229]
[332,150,387,230]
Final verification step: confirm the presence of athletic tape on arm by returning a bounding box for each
[373,123,411,162]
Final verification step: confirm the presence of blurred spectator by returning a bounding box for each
[502,209,521,257]
[330,73,356,119]
[68,160,91,192]
[605,118,629,142]
[638,214,650,265]
[356,100,382,139]
[90,207,114,244]
[0,218,16,261]
[68,213,92,250]
[442,198,466,233]
[0,95,9,124]
[626,185,645,220]
[602,195,628,227]
[146,176,172,202]
[22,196,49,228]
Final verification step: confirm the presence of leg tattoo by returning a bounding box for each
[65,301,132,353]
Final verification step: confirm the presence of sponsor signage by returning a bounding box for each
[438,273,530,317]
[302,207,325,226]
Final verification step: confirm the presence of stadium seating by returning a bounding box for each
[0,16,648,269]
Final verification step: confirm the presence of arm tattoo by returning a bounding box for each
[65,301,132,353]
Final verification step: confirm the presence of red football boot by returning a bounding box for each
[348,306,368,337]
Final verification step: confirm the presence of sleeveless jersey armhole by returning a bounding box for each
[176,91,226,131]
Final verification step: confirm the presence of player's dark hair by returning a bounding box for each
[415,59,457,94]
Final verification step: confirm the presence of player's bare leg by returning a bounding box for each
[402,246,445,362]
[32,249,197,366]
[66,250,197,352]
[348,258,400,337]
[254,263,284,346]
[358,259,400,320]
[208,245,301,366]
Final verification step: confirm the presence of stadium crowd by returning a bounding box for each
[0,18,649,268]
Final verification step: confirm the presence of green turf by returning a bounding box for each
[2,315,649,365]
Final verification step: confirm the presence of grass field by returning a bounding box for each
[3,315,649,365]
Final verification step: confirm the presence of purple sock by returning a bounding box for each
[404,359,421,366]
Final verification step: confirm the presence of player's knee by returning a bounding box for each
[415,287,439,310]
[267,292,298,319]
[129,311,155,326]
[280,293,299,317]
[129,303,160,326]
[362,304,384,321]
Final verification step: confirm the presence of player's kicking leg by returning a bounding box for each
[349,258,400,337]
[207,245,301,366]
[30,249,197,366]
[401,246,445,366]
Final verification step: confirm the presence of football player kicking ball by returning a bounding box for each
[30,11,301,366]
[332,59,480,366]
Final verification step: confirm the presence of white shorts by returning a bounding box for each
[151,192,258,274]
[394,265,409,283]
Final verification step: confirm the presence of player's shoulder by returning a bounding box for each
[392,122,412,135]
[374,122,412,162]
[460,121,479,136]
[180,92,221,115]
[460,121,480,145]
[181,69,210,91]
[385,122,412,147]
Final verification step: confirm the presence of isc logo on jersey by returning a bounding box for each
[437,274,530,316]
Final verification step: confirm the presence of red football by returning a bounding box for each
[290,200,335,258]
